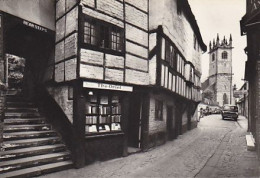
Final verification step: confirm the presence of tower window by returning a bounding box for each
[222,51,228,59]
[212,53,215,62]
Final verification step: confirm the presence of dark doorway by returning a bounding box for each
[167,106,174,140]
[128,94,142,148]
[175,103,182,137]
[223,93,228,105]
[4,13,54,98]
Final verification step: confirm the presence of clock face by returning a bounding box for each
[249,0,260,14]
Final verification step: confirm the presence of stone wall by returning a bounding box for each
[216,75,231,106]
[148,92,176,134]
[47,85,73,123]
[209,51,217,77]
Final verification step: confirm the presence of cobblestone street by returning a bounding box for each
[41,115,259,178]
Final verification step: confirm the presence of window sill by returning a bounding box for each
[85,131,124,139]
[80,43,125,57]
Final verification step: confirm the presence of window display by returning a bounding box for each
[85,92,122,134]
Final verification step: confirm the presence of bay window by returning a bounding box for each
[82,15,124,53]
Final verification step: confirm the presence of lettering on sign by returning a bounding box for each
[83,81,133,92]
[23,20,48,33]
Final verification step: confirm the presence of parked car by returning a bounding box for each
[221,105,238,121]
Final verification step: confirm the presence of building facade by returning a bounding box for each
[241,0,260,158]
[202,35,233,106]
[0,0,206,175]
[236,82,249,119]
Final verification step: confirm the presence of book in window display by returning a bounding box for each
[100,116,110,124]
[85,125,98,133]
[100,96,109,104]
[90,94,97,103]
[86,116,98,124]
[99,125,110,132]
[111,123,121,131]
[111,115,121,123]
[111,96,119,103]
[112,105,121,114]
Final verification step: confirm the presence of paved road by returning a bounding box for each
[42,115,259,178]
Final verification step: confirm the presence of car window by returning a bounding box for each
[223,106,238,111]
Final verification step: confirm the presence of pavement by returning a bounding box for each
[40,115,260,178]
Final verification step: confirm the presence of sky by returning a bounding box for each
[188,0,247,89]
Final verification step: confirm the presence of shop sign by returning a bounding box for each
[83,81,133,92]
[233,90,248,98]
[23,20,48,32]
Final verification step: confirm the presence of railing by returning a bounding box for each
[0,82,6,151]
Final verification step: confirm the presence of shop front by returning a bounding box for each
[82,81,135,164]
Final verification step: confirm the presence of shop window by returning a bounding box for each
[85,92,122,134]
[83,16,124,52]
[155,100,163,121]
[222,51,228,59]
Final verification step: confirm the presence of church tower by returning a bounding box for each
[208,34,233,106]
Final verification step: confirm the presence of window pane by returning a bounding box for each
[155,100,163,121]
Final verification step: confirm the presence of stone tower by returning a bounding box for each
[208,34,233,106]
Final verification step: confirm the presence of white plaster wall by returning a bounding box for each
[149,0,203,73]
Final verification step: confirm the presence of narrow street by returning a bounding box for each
[42,115,259,178]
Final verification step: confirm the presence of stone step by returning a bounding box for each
[0,144,66,161]
[6,96,30,102]
[3,130,57,140]
[5,112,41,118]
[246,134,255,151]
[0,161,73,178]
[4,118,46,125]
[6,107,38,112]
[0,151,71,173]
[4,124,51,132]
[2,137,62,150]
[5,91,22,96]
[6,101,35,107]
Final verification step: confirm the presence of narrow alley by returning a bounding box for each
[41,115,259,178]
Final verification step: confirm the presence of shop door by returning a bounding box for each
[167,106,174,140]
[128,94,142,148]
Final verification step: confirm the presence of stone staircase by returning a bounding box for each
[0,91,73,177]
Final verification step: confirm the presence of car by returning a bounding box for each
[221,105,238,121]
